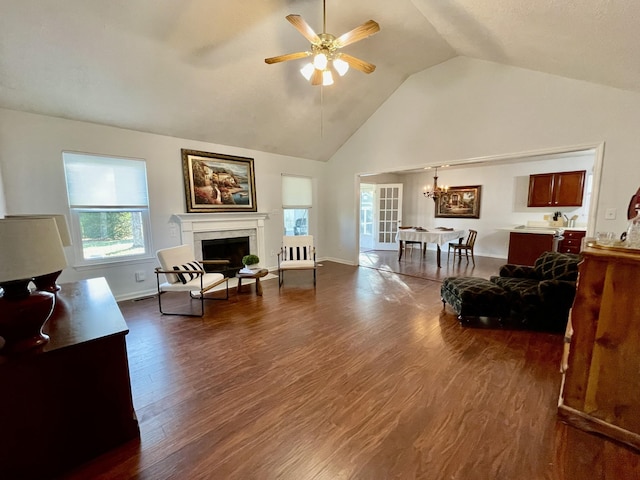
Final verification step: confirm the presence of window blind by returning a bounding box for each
[63,152,148,207]
[282,175,312,208]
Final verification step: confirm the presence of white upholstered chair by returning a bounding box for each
[277,235,317,287]
[155,244,229,316]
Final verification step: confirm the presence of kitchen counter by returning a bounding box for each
[500,225,588,234]
[500,225,562,235]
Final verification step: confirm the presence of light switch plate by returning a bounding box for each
[605,208,616,220]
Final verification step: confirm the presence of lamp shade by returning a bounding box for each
[0,218,67,283]
[6,214,72,246]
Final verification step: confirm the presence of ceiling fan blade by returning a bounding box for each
[310,69,323,86]
[286,14,321,44]
[334,20,380,48]
[265,51,311,64]
[338,53,376,74]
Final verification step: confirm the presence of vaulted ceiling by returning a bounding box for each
[1,0,639,161]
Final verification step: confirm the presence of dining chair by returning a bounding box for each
[448,229,478,265]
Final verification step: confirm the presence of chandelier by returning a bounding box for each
[422,166,449,201]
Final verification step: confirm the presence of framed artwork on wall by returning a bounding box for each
[181,149,257,213]
[435,185,481,218]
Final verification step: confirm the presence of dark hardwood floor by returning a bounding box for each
[59,252,640,480]
[359,247,507,281]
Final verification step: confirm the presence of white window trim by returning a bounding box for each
[63,151,153,267]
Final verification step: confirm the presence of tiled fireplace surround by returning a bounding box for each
[172,213,269,268]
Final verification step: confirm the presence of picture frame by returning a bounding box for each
[435,185,481,218]
[181,149,257,213]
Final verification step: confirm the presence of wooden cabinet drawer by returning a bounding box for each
[563,230,586,240]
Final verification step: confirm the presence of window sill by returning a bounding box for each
[72,255,156,271]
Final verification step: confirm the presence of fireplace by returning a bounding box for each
[202,237,250,278]
[171,212,268,273]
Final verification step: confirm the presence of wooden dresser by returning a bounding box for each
[0,278,139,479]
[558,245,640,450]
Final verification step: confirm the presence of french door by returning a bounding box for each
[374,183,403,250]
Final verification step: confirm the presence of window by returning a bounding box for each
[62,152,152,265]
[360,184,374,237]
[282,174,312,236]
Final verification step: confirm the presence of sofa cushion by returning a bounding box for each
[491,277,541,307]
[441,277,508,319]
[533,251,580,281]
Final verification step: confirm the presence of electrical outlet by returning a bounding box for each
[135,271,146,282]
[605,208,616,220]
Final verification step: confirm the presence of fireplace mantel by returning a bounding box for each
[171,213,269,264]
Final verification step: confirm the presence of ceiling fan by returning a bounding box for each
[264,0,380,86]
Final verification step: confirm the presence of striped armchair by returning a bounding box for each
[277,235,317,288]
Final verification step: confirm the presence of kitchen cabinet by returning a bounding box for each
[507,231,554,266]
[527,170,586,207]
[558,229,586,254]
[558,246,640,451]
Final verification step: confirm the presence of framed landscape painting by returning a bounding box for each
[435,185,481,218]
[181,149,257,213]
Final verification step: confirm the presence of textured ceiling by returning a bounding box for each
[1,0,639,161]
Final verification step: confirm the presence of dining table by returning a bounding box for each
[397,228,466,267]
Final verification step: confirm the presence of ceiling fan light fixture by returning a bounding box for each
[300,62,315,80]
[265,0,379,86]
[333,58,349,76]
[313,52,328,70]
[322,70,334,86]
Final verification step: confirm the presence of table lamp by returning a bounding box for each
[0,217,68,353]
[6,214,72,292]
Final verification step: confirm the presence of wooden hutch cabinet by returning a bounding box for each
[558,245,640,451]
[528,170,586,207]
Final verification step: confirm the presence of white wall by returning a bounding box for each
[0,108,325,299]
[326,57,640,264]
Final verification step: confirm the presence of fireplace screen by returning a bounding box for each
[201,237,250,277]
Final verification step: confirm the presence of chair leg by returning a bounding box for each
[157,275,202,316]
[159,280,229,318]
[158,290,205,317]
